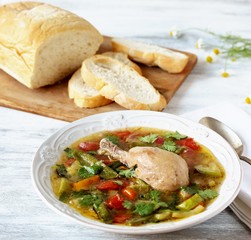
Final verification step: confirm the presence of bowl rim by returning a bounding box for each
[31,110,242,234]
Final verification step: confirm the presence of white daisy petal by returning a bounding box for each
[169,26,182,38]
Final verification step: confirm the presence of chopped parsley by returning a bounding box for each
[78,168,93,179]
[181,184,200,195]
[134,202,155,216]
[78,162,103,178]
[150,189,161,202]
[161,140,177,152]
[198,189,219,200]
[165,131,187,140]
[139,134,158,143]
[79,194,103,206]
[119,167,136,178]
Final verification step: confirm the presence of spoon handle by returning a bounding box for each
[240,155,251,165]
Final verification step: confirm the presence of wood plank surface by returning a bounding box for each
[0,36,197,122]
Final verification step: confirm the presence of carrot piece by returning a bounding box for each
[73,175,100,191]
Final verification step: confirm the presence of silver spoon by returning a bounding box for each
[199,116,251,165]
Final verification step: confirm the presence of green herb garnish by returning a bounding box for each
[181,183,200,195]
[150,190,161,202]
[165,131,187,140]
[119,168,136,178]
[198,189,219,200]
[139,134,158,143]
[78,168,93,179]
[79,194,103,206]
[134,202,155,216]
[161,141,177,152]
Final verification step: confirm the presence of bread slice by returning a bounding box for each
[0,2,103,89]
[111,38,189,73]
[102,52,142,75]
[68,52,141,108]
[68,69,112,108]
[81,55,167,111]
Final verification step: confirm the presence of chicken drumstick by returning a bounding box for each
[100,138,189,191]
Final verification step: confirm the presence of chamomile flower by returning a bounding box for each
[169,27,182,39]
[206,55,213,63]
[196,38,205,49]
[213,48,220,55]
[203,48,219,63]
[219,68,233,78]
[206,55,214,63]
[221,71,230,78]
[245,97,251,104]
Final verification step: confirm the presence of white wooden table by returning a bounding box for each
[0,0,251,239]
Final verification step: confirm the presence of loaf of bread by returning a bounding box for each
[111,38,189,73]
[81,55,167,111]
[68,69,112,108]
[0,2,103,89]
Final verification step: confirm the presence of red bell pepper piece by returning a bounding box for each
[105,194,125,209]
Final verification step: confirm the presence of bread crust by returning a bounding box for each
[111,38,189,73]
[68,69,112,108]
[81,55,167,111]
[0,2,103,88]
[102,52,142,75]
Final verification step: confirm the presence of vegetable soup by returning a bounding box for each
[51,127,225,226]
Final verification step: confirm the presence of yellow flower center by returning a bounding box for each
[206,56,213,63]
[213,48,220,55]
[245,97,251,104]
[221,72,229,78]
[169,31,173,37]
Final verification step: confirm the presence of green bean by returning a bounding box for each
[93,203,112,223]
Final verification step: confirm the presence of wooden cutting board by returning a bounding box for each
[0,37,197,122]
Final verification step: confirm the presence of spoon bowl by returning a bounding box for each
[199,116,251,165]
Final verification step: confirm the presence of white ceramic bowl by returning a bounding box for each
[32,111,242,234]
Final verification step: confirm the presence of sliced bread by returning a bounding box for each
[68,52,142,108]
[102,52,142,74]
[68,69,112,108]
[111,38,189,73]
[81,55,167,111]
